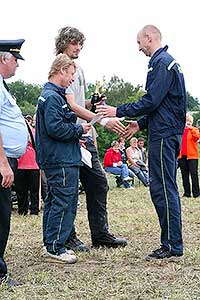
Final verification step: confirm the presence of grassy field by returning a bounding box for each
[1,171,200,300]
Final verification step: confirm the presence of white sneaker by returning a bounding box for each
[45,250,77,264]
[42,246,75,256]
[123,176,133,182]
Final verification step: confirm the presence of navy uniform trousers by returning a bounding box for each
[0,158,18,278]
[148,135,183,255]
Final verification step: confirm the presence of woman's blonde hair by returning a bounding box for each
[48,53,76,79]
[186,112,193,124]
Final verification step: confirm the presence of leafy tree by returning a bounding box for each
[8,80,42,115]
[187,92,200,111]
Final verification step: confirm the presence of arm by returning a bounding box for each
[96,62,173,118]
[190,126,200,141]
[66,93,125,134]
[0,134,14,188]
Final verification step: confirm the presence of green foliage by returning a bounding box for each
[8,80,42,115]
[187,92,200,111]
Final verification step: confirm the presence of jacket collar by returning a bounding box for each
[149,45,168,66]
[44,81,66,95]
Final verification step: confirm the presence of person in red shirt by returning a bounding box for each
[178,113,200,198]
[103,140,133,189]
[14,115,40,215]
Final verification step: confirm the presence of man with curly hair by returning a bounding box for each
[55,26,127,251]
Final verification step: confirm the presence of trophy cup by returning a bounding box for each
[90,79,107,112]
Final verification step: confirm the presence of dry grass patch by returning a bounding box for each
[1,172,200,299]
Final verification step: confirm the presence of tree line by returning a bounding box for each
[8,76,200,159]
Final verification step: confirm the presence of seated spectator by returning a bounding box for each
[126,137,149,187]
[104,140,134,189]
[115,137,135,187]
[178,113,200,198]
[137,137,148,164]
[14,115,40,215]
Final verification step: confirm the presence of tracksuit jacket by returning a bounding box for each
[117,46,186,140]
[35,82,83,169]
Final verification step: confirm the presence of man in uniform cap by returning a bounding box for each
[0,39,28,286]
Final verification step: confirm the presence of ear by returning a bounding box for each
[0,55,7,64]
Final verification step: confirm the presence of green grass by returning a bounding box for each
[1,171,200,300]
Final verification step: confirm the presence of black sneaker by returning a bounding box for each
[145,247,183,261]
[92,232,128,248]
[65,235,90,252]
[116,176,123,187]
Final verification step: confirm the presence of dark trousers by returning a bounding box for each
[0,158,17,278]
[14,169,40,215]
[71,137,109,238]
[179,156,200,197]
[148,135,183,255]
[43,166,79,254]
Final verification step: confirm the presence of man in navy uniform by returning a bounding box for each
[0,39,28,285]
[97,25,186,260]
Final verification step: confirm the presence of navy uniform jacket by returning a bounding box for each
[117,46,186,141]
[35,82,84,169]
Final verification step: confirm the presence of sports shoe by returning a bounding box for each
[123,176,133,182]
[92,232,128,248]
[145,247,183,261]
[42,246,75,256]
[44,250,77,264]
[65,235,90,252]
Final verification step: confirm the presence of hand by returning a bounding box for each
[79,139,87,148]
[95,104,117,117]
[81,123,91,134]
[124,121,140,139]
[105,118,126,134]
[117,161,123,166]
[0,164,14,188]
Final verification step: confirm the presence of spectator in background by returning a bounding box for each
[104,140,133,189]
[14,115,40,215]
[126,137,149,187]
[178,113,200,198]
[32,114,48,203]
[137,137,148,164]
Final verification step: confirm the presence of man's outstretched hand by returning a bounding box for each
[124,121,140,139]
[105,118,126,134]
[96,104,117,117]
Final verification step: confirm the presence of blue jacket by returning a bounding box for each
[117,46,186,141]
[35,82,83,169]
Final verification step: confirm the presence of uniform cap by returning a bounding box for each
[0,39,25,60]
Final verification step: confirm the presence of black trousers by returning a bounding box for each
[14,169,40,215]
[70,137,109,239]
[0,157,17,278]
[179,156,200,197]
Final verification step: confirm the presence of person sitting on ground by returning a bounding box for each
[126,137,149,187]
[103,140,134,189]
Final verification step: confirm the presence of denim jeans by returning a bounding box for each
[105,164,131,188]
[43,166,79,255]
